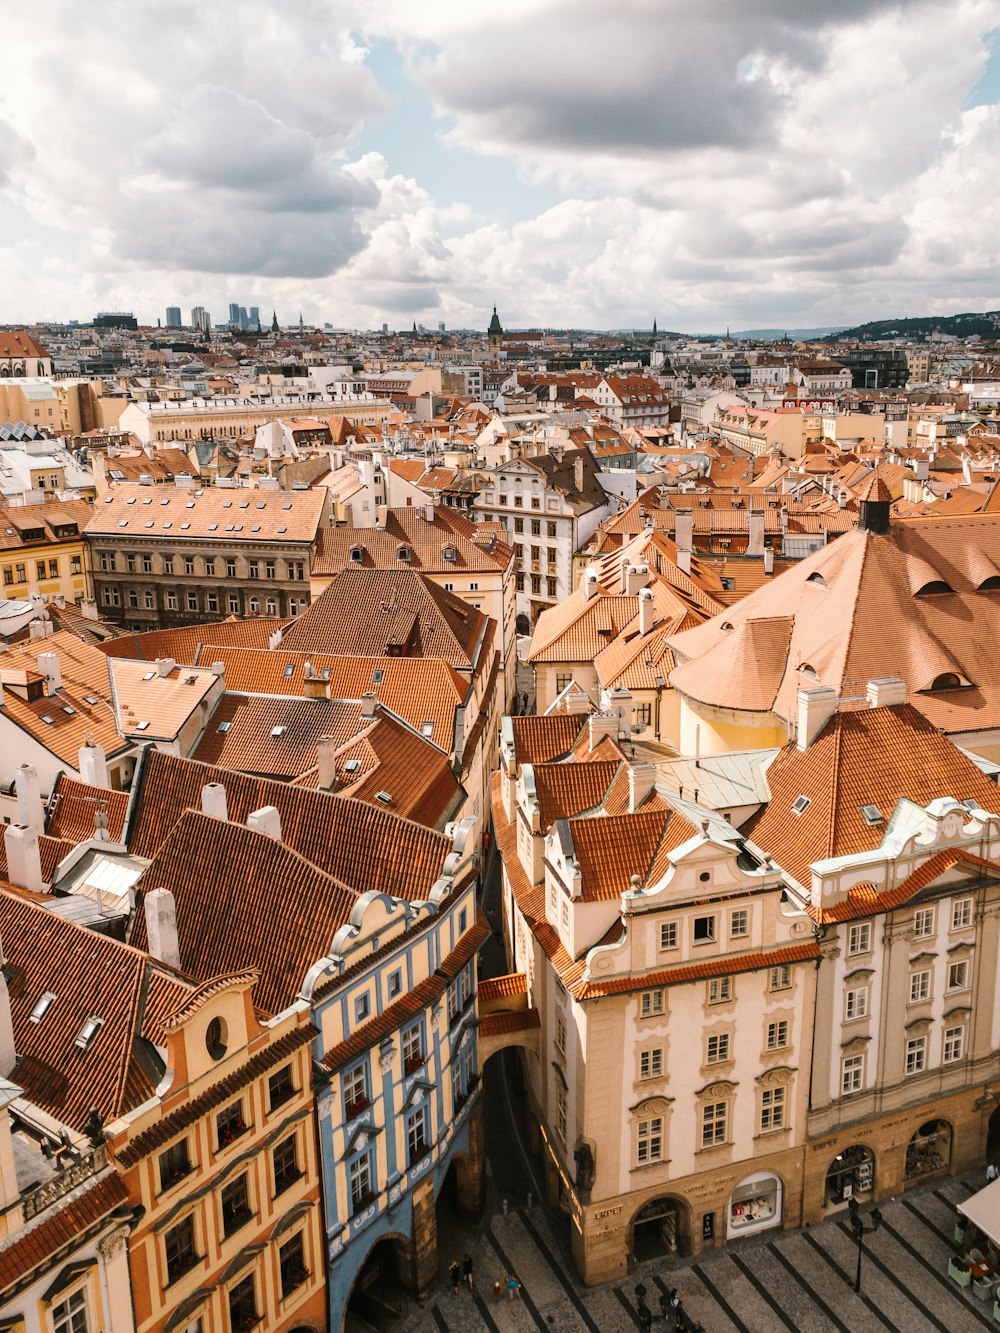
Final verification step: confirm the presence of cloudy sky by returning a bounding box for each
[3,0,1000,332]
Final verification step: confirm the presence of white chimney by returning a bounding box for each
[674,509,694,550]
[677,549,692,575]
[764,547,775,575]
[638,588,654,636]
[625,563,649,596]
[587,713,619,751]
[0,933,15,1077]
[144,887,181,970]
[5,824,43,893]
[797,685,838,751]
[155,657,176,678]
[866,676,907,709]
[748,509,765,556]
[211,660,225,678]
[78,741,110,789]
[15,766,44,834]
[37,651,62,692]
[628,763,657,811]
[361,691,377,718]
[424,502,434,523]
[583,570,599,602]
[317,735,336,790]
[200,782,228,821]
[247,805,281,840]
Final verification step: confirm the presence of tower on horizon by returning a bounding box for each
[488,306,503,362]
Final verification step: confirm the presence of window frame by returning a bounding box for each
[659,921,678,951]
[272,1134,301,1197]
[905,1035,927,1076]
[701,1100,728,1149]
[760,1086,786,1133]
[640,989,665,1018]
[952,898,973,930]
[164,1213,200,1285]
[706,1033,730,1064]
[708,977,732,1004]
[639,1047,663,1079]
[637,1115,664,1164]
[847,922,872,956]
[766,1019,789,1051]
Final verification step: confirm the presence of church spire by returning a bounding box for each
[271,309,279,333]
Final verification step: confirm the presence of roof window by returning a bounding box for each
[142,670,155,680]
[806,572,827,587]
[915,580,954,596]
[40,715,54,726]
[61,705,75,716]
[791,794,811,816]
[372,669,383,684]
[283,663,295,678]
[75,1015,104,1049]
[208,523,218,532]
[375,790,393,803]
[978,576,1000,591]
[217,721,232,733]
[251,524,261,532]
[421,721,434,737]
[282,503,292,510]
[84,695,99,705]
[29,990,56,1023]
[257,501,266,510]
[343,758,361,773]
[860,803,884,826]
[924,671,970,691]
[277,525,287,533]
[136,720,150,731]
[350,546,364,563]
[271,725,286,737]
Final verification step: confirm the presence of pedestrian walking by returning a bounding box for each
[507,1273,521,1301]
[449,1258,461,1293]
[493,1279,502,1300]
[988,1162,998,1182]
[462,1253,474,1289]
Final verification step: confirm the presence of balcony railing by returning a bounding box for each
[22,1145,107,1221]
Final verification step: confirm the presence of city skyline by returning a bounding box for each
[2,1,1000,332]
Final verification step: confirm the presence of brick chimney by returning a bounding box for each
[317,735,336,790]
[628,763,657,811]
[866,677,906,709]
[15,765,44,834]
[748,508,765,556]
[638,588,654,636]
[674,509,694,550]
[78,740,109,789]
[583,570,599,602]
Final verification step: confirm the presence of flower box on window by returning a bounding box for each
[345,1096,370,1120]
[218,1120,248,1148]
[404,1054,424,1075]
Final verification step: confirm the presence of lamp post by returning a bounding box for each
[848,1196,883,1293]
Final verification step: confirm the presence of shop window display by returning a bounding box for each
[824,1145,874,1208]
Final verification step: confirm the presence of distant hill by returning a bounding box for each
[821,310,1000,343]
[727,326,847,340]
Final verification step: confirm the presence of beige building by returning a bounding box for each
[118,396,398,444]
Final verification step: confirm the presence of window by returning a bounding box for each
[707,1033,730,1064]
[659,922,678,951]
[344,1064,369,1117]
[402,1022,424,1073]
[52,1290,89,1333]
[265,560,276,579]
[637,1116,664,1163]
[228,594,240,613]
[355,994,370,1023]
[220,1173,251,1236]
[764,1020,788,1050]
[702,1101,727,1148]
[513,517,523,533]
[905,1036,927,1075]
[693,915,716,944]
[207,592,219,613]
[70,555,81,575]
[349,1152,373,1213]
[847,922,871,956]
[228,1274,258,1332]
[159,1139,192,1192]
[731,909,749,938]
[909,970,931,1004]
[127,589,138,608]
[841,1054,864,1095]
[99,552,113,573]
[142,554,153,574]
[163,555,173,575]
[144,591,154,610]
[555,1013,567,1059]
[248,559,259,578]
[226,559,237,579]
[948,960,969,991]
[635,702,652,729]
[166,591,177,610]
[943,1025,965,1063]
[102,587,120,606]
[913,906,934,938]
[279,1231,308,1299]
[640,1048,663,1079]
[769,964,792,992]
[217,1102,247,1150]
[556,1085,568,1142]
[547,577,557,598]
[125,554,136,574]
[845,987,868,1021]
[165,1215,199,1283]
[640,989,664,1018]
[268,1063,295,1111]
[186,591,198,611]
[531,519,541,536]
[447,978,460,1024]
[530,544,540,561]
[547,522,557,538]
[388,970,402,998]
[36,559,46,579]
[708,977,732,1004]
[952,898,973,930]
[760,1086,786,1132]
[272,1135,300,1195]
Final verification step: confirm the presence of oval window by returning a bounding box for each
[206,1016,228,1060]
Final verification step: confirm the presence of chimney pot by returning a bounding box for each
[866,676,907,709]
[144,887,181,970]
[247,805,282,840]
[200,782,228,821]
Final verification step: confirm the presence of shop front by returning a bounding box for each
[631,1195,687,1261]
[904,1119,952,1183]
[824,1145,874,1210]
[727,1171,783,1239]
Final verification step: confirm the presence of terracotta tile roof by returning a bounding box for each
[567,808,690,902]
[478,973,527,1001]
[327,712,463,830]
[109,659,218,740]
[130,811,359,1015]
[193,695,366,778]
[113,1023,316,1168]
[86,484,326,543]
[569,731,626,763]
[98,618,289,662]
[531,759,621,830]
[743,704,1000,885]
[127,748,451,903]
[575,939,821,999]
[858,474,892,504]
[0,330,48,359]
[479,1009,540,1037]
[672,615,793,713]
[281,568,487,670]
[509,714,582,765]
[313,508,512,575]
[6,630,116,698]
[2,891,186,1128]
[0,674,127,769]
[0,1169,130,1295]
[809,850,1000,924]
[528,594,639,664]
[47,776,129,843]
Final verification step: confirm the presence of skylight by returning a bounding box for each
[136,720,150,731]
[29,990,56,1023]
[791,794,811,816]
[344,758,361,773]
[372,669,383,685]
[217,721,232,733]
[142,670,155,681]
[271,725,286,737]
[421,721,434,737]
[283,663,295,678]
[61,705,75,716]
[75,1015,104,1050]
[84,695,99,705]
[40,715,54,725]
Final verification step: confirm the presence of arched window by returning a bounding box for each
[978,576,1000,591]
[915,580,954,596]
[806,572,827,587]
[925,672,967,691]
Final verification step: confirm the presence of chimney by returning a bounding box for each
[37,651,62,692]
[5,824,43,893]
[674,509,694,550]
[144,887,181,970]
[0,933,15,1077]
[200,782,228,821]
[747,508,765,556]
[583,570,599,602]
[866,676,907,709]
[587,713,619,751]
[361,691,377,718]
[796,685,838,751]
[155,657,176,678]
[638,588,654,636]
[628,763,657,811]
[15,765,44,834]
[247,806,282,840]
[78,741,109,789]
[424,502,434,523]
[763,547,775,575]
[677,549,692,575]
[624,563,649,596]
[573,453,585,493]
[211,661,225,678]
[317,734,336,790]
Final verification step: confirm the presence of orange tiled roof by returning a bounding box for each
[809,850,1000,924]
[478,973,528,1001]
[531,759,621,830]
[575,939,821,999]
[96,618,289,662]
[479,1009,540,1037]
[1,1169,129,1295]
[327,711,463,830]
[509,714,583,765]
[47,774,129,843]
[567,808,692,902]
[193,695,366,779]
[86,484,326,543]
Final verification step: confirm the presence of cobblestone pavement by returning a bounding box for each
[401,1169,994,1333]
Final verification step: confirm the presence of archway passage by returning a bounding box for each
[631,1195,687,1262]
[346,1236,410,1331]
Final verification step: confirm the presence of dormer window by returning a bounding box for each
[806,572,827,587]
[922,671,971,692]
[75,1015,104,1049]
[397,545,411,562]
[349,546,363,563]
[915,580,954,596]
[978,576,1000,591]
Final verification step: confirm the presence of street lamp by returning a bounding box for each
[848,1196,882,1293]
